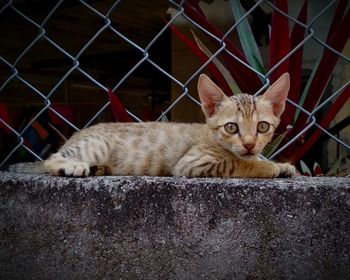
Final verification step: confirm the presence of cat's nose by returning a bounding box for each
[243,143,255,151]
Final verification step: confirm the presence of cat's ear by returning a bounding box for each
[262,73,290,117]
[198,74,227,118]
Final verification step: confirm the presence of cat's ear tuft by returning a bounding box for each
[198,74,227,118]
[262,73,290,117]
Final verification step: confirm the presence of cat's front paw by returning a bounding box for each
[276,163,296,178]
[58,162,90,177]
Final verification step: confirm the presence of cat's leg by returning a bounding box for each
[173,145,241,177]
[173,148,218,177]
[231,160,282,178]
[173,145,296,178]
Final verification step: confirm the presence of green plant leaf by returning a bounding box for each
[183,1,263,93]
[262,129,289,158]
[161,114,169,122]
[230,0,264,74]
[293,56,321,123]
[299,160,312,176]
[191,30,240,94]
[252,53,266,75]
[167,20,234,95]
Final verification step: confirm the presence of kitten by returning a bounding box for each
[9,73,296,178]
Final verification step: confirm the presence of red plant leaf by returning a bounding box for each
[326,0,347,43]
[168,22,233,95]
[290,84,350,163]
[269,0,290,83]
[108,88,133,122]
[313,162,323,176]
[280,0,308,130]
[0,103,11,133]
[186,0,205,17]
[183,1,246,62]
[183,1,262,93]
[282,4,350,159]
[293,7,350,132]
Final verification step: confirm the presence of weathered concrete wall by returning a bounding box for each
[0,172,349,280]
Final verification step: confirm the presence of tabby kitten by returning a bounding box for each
[9,73,296,178]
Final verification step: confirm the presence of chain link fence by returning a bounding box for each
[0,0,349,173]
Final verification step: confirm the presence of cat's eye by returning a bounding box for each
[257,121,270,133]
[224,123,238,134]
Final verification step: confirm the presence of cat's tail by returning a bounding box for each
[8,161,46,174]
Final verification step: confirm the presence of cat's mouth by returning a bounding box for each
[240,151,257,158]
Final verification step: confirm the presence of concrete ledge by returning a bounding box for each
[0,172,349,279]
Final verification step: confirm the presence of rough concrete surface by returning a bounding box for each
[0,172,349,280]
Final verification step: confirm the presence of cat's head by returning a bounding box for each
[198,73,290,159]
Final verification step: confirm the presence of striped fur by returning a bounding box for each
[9,73,296,178]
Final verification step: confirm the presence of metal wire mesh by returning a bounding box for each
[0,0,349,172]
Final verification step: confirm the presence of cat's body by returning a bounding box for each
[9,73,296,178]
